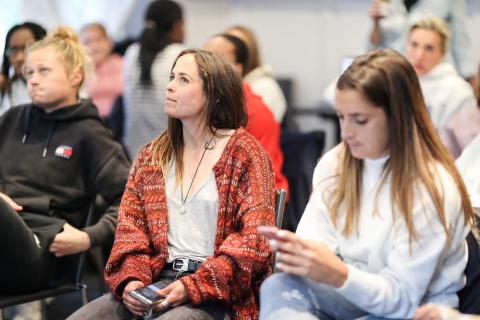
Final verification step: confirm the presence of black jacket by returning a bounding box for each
[0,100,131,247]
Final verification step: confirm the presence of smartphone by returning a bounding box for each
[129,281,168,305]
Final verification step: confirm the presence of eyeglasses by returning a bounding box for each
[5,46,26,57]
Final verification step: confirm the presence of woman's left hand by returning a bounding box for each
[153,280,190,312]
[271,229,348,288]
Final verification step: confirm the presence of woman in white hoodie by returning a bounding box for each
[258,48,473,320]
[406,16,480,158]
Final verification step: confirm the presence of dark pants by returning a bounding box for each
[0,198,65,294]
[67,269,231,320]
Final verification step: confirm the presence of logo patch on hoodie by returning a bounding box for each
[55,145,73,159]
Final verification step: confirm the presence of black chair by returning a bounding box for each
[275,189,287,229]
[280,130,325,231]
[0,198,98,319]
[458,221,480,314]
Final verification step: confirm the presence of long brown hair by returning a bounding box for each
[148,49,247,180]
[331,48,473,242]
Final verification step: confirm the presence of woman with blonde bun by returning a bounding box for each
[0,26,130,293]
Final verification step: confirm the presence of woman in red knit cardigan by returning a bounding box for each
[68,49,276,320]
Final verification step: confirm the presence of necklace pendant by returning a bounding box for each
[179,204,186,214]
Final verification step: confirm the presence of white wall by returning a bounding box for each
[3,0,480,108]
[178,0,480,108]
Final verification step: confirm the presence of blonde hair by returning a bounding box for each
[409,16,451,54]
[332,49,473,243]
[25,26,93,88]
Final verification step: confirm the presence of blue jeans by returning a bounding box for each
[259,273,408,320]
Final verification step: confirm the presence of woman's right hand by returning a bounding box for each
[258,226,348,288]
[0,192,23,211]
[122,280,150,316]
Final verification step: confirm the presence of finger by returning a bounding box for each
[128,298,149,309]
[413,309,431,320]
[124,298,149,312]
[49,244,59,254]
[275,230,308,249]
[157,283,173,296]
[257,226,279,238]
[274,238,303,255]
[275,261,307,277]
[275,251,308,270]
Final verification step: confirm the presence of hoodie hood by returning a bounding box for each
[420,61,458,82]
[21,99,103,157]
[29,99,102,121]
[419,61,476,129]
[244,64,274,83]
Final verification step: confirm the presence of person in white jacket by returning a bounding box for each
[405,16,480,158]
[258,48,473,320]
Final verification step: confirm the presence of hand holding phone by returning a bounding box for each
[129,281,167,305]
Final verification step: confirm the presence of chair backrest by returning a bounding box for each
[275,189,287,228]
[458,223,480,314]
[272,189,287,272]
[281,130,324,231]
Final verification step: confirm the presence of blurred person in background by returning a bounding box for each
[368,0,479,95]
[405,16,480,158]
[1,22,46,115]
[80,22,123,119]
[123,0,185,159]
[226,25,287,123]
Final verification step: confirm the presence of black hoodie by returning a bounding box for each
[0,99,131,247]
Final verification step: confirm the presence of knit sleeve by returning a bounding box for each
[179,135,276,307]
[104,151,154,299]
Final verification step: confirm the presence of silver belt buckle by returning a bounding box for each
[172,258,189,272]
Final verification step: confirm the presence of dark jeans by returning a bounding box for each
[0,198,65,294]
[67,269,231,320]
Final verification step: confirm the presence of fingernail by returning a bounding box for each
[275,251,281,259]
[269,239,278,249]
[277,230,286,237]
[275,262,283,269]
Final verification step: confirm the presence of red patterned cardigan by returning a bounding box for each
[104,128,276,320]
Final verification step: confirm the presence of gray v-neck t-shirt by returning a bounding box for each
[165,162,219,262]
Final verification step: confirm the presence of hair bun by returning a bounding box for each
[51,26,79,42]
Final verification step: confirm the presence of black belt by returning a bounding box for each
[164,258,203,273]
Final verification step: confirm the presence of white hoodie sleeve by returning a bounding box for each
[296,147,340,250]
[335,169,468,318]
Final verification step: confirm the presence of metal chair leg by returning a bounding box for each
[80,284,88,306]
